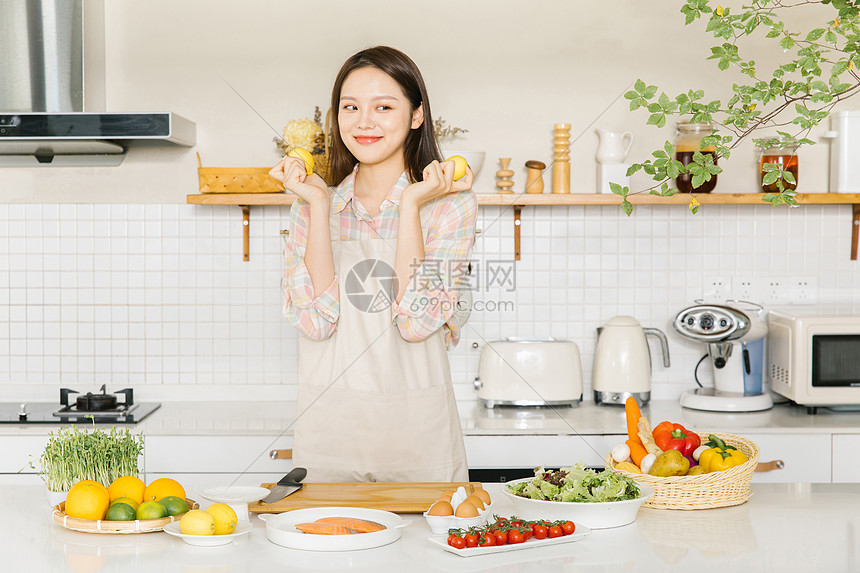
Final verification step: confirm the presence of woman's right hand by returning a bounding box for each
[268,156,329,206]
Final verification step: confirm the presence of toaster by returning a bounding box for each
[473,338,583,408]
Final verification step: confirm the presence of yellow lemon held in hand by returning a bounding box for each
[445,155,468,181]
[107,475,146,504]
[136,500,167,520]
[205,503,238,535]
[143,478,186,502]
[287,147,314,176]
[109,497,139,512]
[65,481,110,521]
[180,509,216,536]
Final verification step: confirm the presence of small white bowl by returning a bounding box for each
[501,479,653,529]
[442,150,486,181]
[162,521,252,547]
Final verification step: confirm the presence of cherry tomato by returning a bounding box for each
[449,536,466,549]
[479,533,496,547]
[548,525,563,538]
[561,521,576,535]
[533,524,548,540]
[464,533,479,548]
[521,528,533,541]
[509,520,523,528]
[490,529,507,545]
[507,530,525,544]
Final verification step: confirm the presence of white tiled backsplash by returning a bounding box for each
[0,202,856,402]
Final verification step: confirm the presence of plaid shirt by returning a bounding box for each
[283,169,477,349]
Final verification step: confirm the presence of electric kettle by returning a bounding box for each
[592,316,670,405]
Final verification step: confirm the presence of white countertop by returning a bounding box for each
[4,399,860,437]
[7,482,860,572]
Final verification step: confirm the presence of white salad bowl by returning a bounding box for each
[501,478,654,529]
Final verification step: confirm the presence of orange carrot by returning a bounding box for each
[625,397,643,446]
[627,438,647,467]
[314,517,386,533]
[294,522,358,535]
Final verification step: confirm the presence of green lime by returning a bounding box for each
[160,496,190,516]
[110,497,139,511]
[106,502,137,521]
[136,500,167,520]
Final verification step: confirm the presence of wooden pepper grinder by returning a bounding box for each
[525,160,546,194]
[552,123,571,193]
[495,158,515,193]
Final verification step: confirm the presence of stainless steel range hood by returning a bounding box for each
[0,0,196,166]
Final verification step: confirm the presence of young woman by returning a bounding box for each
[269,46,476,482]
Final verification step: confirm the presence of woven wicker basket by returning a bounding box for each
[606,432,759,510]
[52,498,198,534]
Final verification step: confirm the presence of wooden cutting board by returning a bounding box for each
[249,481,484,514]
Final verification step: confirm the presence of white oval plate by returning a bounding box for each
[162,521,252,547]
[428,524,591,557]
[259,507,410,551]
[200,486,271,504]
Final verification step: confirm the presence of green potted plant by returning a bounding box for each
[29,425,144,506]
[613,0,860,214]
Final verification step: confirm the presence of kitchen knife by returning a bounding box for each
[261,467,307,504]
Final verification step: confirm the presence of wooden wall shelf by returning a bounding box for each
[186,192,860,261]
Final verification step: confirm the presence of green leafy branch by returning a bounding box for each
[613,0,860,215]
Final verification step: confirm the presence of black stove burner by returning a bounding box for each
[59,385,134,414]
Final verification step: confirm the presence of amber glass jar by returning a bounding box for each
[674,122,717,193]
[759,147,798,193]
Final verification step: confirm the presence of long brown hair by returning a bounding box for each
[326,46,441,185]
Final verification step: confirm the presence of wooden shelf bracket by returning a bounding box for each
[852,204,860,261]
[241,205,250,261]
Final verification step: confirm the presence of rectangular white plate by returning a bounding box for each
[427,524,591,558]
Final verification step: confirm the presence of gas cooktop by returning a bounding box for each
[0,386,160,425]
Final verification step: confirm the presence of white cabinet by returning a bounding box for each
[465,434,622,469]
[742,433,831,483]
[831,434,860,482]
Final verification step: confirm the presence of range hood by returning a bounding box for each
[0,0,196,166]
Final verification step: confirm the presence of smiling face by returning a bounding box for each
[338,66,424,174]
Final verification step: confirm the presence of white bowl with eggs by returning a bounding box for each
[423,486,492,535]
[501,479,654,529]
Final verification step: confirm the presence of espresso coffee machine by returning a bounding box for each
[673,303,773,412]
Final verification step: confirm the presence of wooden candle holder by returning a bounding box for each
[552,123,571,194]
[495,158,515,193]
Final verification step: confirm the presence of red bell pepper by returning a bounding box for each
[652,421,701,457]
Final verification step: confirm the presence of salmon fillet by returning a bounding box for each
[294,522,358,535]
[314,517,386,533]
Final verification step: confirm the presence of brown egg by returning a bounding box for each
[441,489,455,498]
[454,501,479,518]
[438,493,453,502]
[472,489,491,505]
[427,500,454,516]
[464,495,485,510]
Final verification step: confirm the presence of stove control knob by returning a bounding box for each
[18,403,28,420]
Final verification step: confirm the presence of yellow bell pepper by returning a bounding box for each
[698,434,748,473]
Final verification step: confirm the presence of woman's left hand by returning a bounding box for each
[402,159,474,209]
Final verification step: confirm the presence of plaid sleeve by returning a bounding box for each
[391,190,477,349]
[282,199,339,340]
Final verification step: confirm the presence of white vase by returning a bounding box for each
[47,488,68,508]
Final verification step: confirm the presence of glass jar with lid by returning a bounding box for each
[759,147,798,193]
[674,122,718,193]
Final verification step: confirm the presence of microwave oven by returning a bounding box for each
[768,308,860,413]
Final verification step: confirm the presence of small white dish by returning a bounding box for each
[200,486,271,522]
[501,479,653,529]
[162,521,252,547]
[428,523,591,557]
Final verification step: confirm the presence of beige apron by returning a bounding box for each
[292,205,468,482]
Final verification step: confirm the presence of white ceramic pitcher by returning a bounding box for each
[595,128,634,164]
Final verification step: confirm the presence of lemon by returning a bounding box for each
[105,502,137,521]
[110,497,139,512]
[160,496,189,516]
[445,155,468,181]
[136,500,167,520]
[205,503,237,535]
[180,509,216,535]
[287,147,314,176]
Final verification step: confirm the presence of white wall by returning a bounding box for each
[1,1,857,402]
